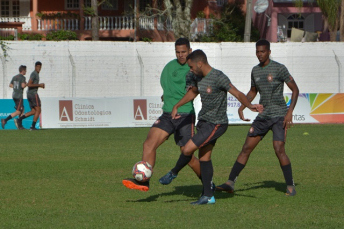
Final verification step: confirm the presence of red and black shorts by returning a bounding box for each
[152,112,195,146]
[191,120,228,148]
[27,93,41,108]
[248,116,286,142]
[13,98,24,112]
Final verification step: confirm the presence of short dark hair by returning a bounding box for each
[175,37,190,49]
[256,39,270,50]
[35,61,42,66]
[186,49,208,64]
[19,65,26,72]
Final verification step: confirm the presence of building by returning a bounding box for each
[0,0,325,42]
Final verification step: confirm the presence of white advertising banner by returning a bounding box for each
[41,93,344,128]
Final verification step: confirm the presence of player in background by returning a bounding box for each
[122,38,201,191]
[1,65,27,129]
[216,39,299,196]
[159,49,263,205]
[15,61,45,130]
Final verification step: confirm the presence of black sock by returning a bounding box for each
[281,163,294,186]
[171,154,192,175]
[5,115,12,121]
[200,160,214,197]
[32,121,36,128]
[228,160,246,182]
[18,115,27,121]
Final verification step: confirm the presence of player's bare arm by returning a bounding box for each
[238,87,258,121]
[171,86,198,119]
[9,83,13,88]
[284,80,299,129]
[228,84,263,119]
[28,79,45,89]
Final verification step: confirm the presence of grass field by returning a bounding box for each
[0,124,343,228]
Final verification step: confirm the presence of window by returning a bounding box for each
[101,0,118,10]
[139,0,151,11]
[0,0,20,17]
[66,0,79,9]
[287,14,304,37]
[1,0,9,17]
[84,0,91,8]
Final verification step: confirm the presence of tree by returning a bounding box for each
[295,0,343,41]
[139,0,194,39]
[83,0,112,41]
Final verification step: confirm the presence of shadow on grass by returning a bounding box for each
[126,180,297,203]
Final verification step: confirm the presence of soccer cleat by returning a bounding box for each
[215,182,235,193]
[159,171,177,185]
[19,126,26,130]
[122,178,149,192]
[190,195,215,205]
[1,119,6,129]
[29,127,38,131]
[285,186,296,196]
[14,119,19,129]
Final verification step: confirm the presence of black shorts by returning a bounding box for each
[13,98,24,112]
[27,93,41,108]
[248,116,286,142]
[152,112,195,146]
[191,120,228,148]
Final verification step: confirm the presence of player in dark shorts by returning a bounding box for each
[159,50,263,205]
[1,65,27,129]
[216,39,299,196]
[16,61,45,130]
[122,38,202,192]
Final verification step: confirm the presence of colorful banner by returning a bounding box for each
[2,93,339,130]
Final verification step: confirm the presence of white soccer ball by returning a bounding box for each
[132,161,153,182]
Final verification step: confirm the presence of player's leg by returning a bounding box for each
[30,95,42,130]
[123,113,172,191]
[216,117,268,193]
[17,95,35,127]
[272,117,296,196]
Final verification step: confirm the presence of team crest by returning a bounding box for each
[267,74,273,82]
[206,86,212,94]
[249,127,254,133]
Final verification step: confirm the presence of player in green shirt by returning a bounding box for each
[216,39,299,196]
[1,65,27,129]
[159,50,263,204]
[122,38,201,191]
[15,61,45,130]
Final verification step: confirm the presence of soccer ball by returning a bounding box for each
[132,161,153,182]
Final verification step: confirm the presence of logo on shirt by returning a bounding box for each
[59,100,73,121]
[267,74,273,82]
[249,127,254,133]
[206,86,212,94]
[133,99,147,120]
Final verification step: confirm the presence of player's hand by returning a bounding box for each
[171,106,181,119]
[238,105,250,122]
[161,95,164,102]
[186,86,193,91]
[283,112,293,130]
[41,83,45,89]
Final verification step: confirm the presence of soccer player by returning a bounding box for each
[122,38,201,191]
[215,39,299,196]
[15,61,45,130]
[159,49,263,205]
[1,65,27,130]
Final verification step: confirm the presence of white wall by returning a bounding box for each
[1,41,343,99]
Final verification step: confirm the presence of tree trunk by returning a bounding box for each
[340,0,344,41]
[91,0,99,41]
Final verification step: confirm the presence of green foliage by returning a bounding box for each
[45,30,78,41]
[316,0,341,29]
[0,124,343,228]
[0,35,15,40]
[0,40,10,60]
[197,2,260,42]
[36,11,79,19]
[141,37,152,42]
[18,33,44,41]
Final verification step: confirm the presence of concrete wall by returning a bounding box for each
[1,41,343,99]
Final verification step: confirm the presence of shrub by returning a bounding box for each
[0,35,15,40]
[19,33,44,40]
[45,30,78,41]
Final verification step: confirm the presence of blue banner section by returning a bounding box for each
[0,99,39,130]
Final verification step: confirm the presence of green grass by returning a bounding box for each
[0,124,343,228]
